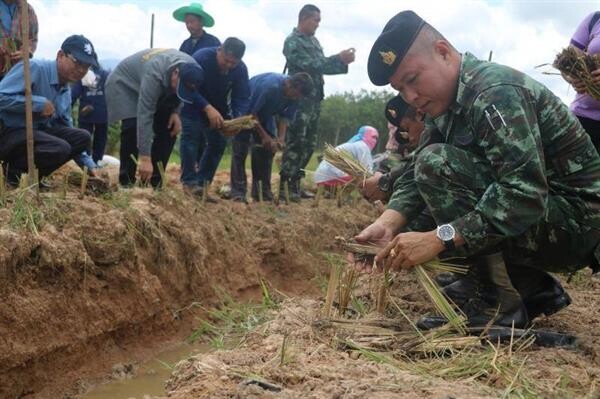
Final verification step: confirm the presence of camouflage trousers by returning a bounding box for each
[280,97,321,180]
[414,143,600,273]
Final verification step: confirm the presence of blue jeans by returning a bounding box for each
[180,116,227,187]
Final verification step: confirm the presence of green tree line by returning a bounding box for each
[317,89,395,153]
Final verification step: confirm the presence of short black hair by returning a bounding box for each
[222,37,246,59]
[288,72,314,96]
[298,4,320,21]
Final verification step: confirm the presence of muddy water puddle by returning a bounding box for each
[81,343,209,399]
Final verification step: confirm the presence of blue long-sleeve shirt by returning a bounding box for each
[181,47,250,124]
[179,32,220,56]
[248,73,298,136]
[0,59,72,129]
[71,68,109,124]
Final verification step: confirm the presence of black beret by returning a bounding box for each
[385,95,409,128]
[368,10,425,86]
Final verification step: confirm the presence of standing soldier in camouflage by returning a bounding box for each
[356,10,600,330]
[280,4,355,201]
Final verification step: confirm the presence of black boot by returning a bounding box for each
[506,265,571,320]
[418,253,529,330]
[435,272,460,287]
[288,178,301,202]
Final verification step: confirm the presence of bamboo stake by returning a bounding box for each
[0,164,5,205]
[258,180,263,203]
[61,173,68,199]
[284,181,290,205]
[79,167,88,198]
[202,181,208,204]
[313,184,323,208]
[20,0,35,187]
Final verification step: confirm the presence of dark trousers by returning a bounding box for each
[79,121,108,163]
[230,131,274,200]
[0,125,91,183]
[577,116,600,152]
[119,95,179,188]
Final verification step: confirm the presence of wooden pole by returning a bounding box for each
[20,0,35,187]
[150,13,155,48]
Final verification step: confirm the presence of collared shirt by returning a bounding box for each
[283,27,348,101]
[0,59,72,129]
[387,52,600,252]
[179,32,220,56]
[181,47,250,123]
[0,0,38,69]
[248,73,298,136]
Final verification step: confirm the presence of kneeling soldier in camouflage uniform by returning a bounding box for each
[356,10,600,329]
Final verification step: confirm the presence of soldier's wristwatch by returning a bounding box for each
[436,224,456,251]
[377,173,393,193]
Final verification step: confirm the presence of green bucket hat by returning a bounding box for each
[173,3,215,27]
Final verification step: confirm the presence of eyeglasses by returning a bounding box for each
[66,53,91,71]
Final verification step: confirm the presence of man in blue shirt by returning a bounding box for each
[229,72,313,203]
[173,3,220,56]
[71,65,109,164]
[179,37,250,199]
[0,35,97,185]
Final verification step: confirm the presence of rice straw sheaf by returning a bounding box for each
[220,115,258,137]
[554,47,600,100]
[323,144,371,185]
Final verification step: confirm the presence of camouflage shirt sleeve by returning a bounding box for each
[451,85,548,252]
[283,35,347,76]
[386,127,438,221]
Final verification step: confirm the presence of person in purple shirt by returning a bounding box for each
[173,3,220,56]
[563,11,600,150]
[230,72,313,203]
[179,38,250,200]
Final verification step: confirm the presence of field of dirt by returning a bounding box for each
[0,164,376,398]
[2,164,600,398]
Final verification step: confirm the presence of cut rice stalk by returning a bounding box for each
[323,144,371,184]
[220,115,258,137]
[553,47,600,100]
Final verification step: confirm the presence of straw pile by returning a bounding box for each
[337,236,468,334]
[220,115,258,137]
[323,144,371,184]
[554,47,600,100]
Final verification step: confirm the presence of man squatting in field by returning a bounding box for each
[355,10,600,329]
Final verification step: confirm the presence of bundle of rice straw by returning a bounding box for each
[323,143,371,184]
[220,115,258,137]
[339,236,468,334]
[0,38,19,75]
[554,47,600,100]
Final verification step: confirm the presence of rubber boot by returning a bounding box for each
[288,178,301,203]
[435,272,460,287]
[506,264,571,320]
[418,252,529,330]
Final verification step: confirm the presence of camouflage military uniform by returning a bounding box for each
[388,52,600,273]
[280,28,348,183]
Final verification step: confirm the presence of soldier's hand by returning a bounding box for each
[352,221,395,272]
[360,172,388,202]
[41,100,55,118]
[377,231,444,271]
[204,105,224,129]
[138,155,153,183]
[339,48,356,65]
[168,112,182,138]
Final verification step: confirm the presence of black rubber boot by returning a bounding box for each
[434,272,460,287]
[288,178,301,202]
[506,265,571,320]
[418,253,529,330]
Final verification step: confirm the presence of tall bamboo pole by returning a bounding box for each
[19,0,35,186]
[150,13,155,48]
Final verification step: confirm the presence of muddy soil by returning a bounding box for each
[163,263,600,398]
[0,164,377,398]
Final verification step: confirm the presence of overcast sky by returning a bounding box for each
[28,0,598,104]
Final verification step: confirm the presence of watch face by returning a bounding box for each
[437,224,455,241]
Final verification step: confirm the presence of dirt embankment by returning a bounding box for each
[0,176,377,398]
